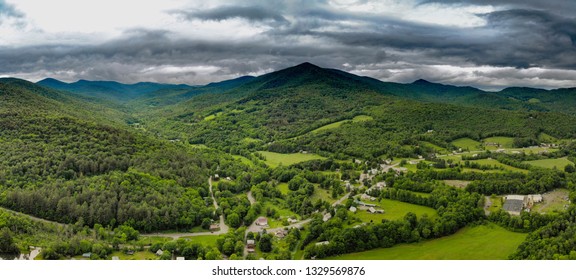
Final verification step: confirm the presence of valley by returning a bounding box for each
[1,63,576,260]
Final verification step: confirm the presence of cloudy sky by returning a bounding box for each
[0,0,575,90]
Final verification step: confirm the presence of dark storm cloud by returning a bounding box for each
[419,0,576,16]
[173,6,289,25]
[2,0,575,89]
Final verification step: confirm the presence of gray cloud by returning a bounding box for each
[173,6,289,25]
[1,0,575,90]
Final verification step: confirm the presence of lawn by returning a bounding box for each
[179,235,221,247]
[524,157,574,169]
[326,223,527,260]
[258,151,326,168]
[310,115,373,134]
[451,138,482,151]
[353,198,437,223]
[483,136,514,149]
[486,196,503,214]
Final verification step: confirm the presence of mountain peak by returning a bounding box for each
[412,79,433,85]
[293,62,321,69]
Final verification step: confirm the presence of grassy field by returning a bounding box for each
[353,198,437,223]
[310,115,373,134]
[483,136,514,149]
[524,157,573,169]
[470,158,529,173]
[451,138,482,151]
[327,223,527,260]
[203,112,222,121]
[258,151,326,168]
[180,235,220,246]
[110,250,159,260]
[486,196,503,214]
[311,186,337,203]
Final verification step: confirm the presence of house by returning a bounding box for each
[256,217,268,226]
[226,177,232,181]
[367,207,376,214]
[213,174,220,180]
[323,213,332,222]
[361,194,373,201]
[349,206,357,213]
[210,224,220,232]
[82,253,92,258]
[111,256,119,260]
[176,257,185,260]
[287,218,298,224]
[375,209,384,214]
[315,241,330,246]
[156,249,164,256]
[125,250,135,255]
[275,230,287,238]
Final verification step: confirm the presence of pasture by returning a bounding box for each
[483,137,514,149]
[258,151,326,168]
[451,138,482,151]
[524,157,573,169]
[327,223,527,260]
[353,198,437,223]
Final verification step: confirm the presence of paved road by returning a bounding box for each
[0,206,68,228]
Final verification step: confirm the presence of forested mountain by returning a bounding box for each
[133,63,576,160]
[0,78,240,232]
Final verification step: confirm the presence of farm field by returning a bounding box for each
[310,115,373,134]
[524,157,574,169]
[451,138,482,151]
[311,186,337,203]
[110,251,159,260]
[483,137,514,149]
[353,198,437,223]
[258,151,326,168]
[326,223,527,260]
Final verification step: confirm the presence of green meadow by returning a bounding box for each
[353,198,437,223]
[327,223,527,260]
[524,157,574,169]
[451,138,482,151]
[258,151,326,168]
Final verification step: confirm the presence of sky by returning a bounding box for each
[0,0,575,90]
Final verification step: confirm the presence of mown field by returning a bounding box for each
[451,137,482,151]
[258,151,326,168]
[353,198,437,223]
[327,223,527,260]
[524,157,574,169]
